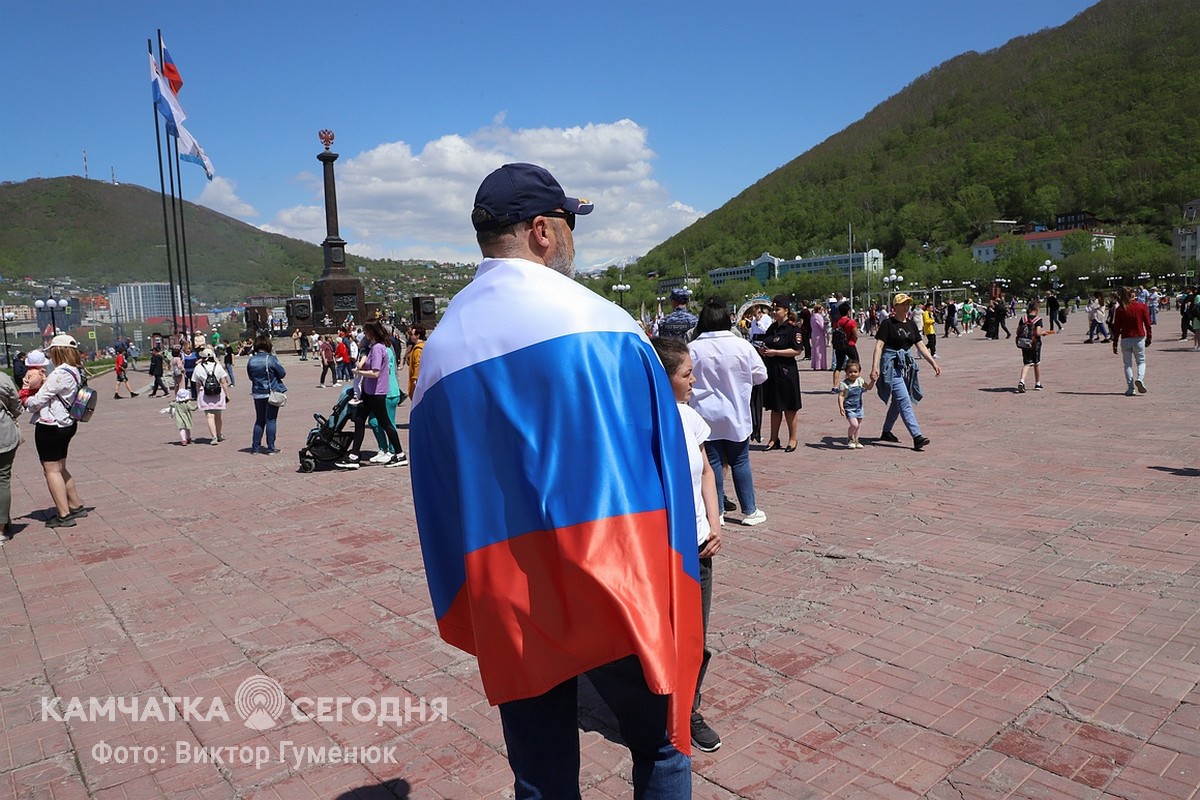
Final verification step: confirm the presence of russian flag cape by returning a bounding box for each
[410,258,702,754]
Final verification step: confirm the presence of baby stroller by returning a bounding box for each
[298,385,356,472]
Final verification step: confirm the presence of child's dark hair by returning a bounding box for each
[844,360,861,371]
[650,337,689,376]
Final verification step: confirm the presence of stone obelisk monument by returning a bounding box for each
[308,129,366,331]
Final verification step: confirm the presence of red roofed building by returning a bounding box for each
[972,229,1116,264]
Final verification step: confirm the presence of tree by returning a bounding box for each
[1060,230,1098,257]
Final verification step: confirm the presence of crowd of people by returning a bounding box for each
[0,316,429,542]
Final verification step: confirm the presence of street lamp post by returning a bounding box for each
[611,283,631,310]
[0,310,12,368]
[1038,260,1058,290]
[882,269,904,303]
[292,276,304,298]
[35,296,69,341]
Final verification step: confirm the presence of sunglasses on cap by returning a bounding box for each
[537,210,576,231]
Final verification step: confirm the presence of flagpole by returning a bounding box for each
[172,143,197,337]
[159,32,189,343]
[150,38,181,343]
[165,131,188,343]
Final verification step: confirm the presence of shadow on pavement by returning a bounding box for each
[1147,465,1200,477]
[333,779,412,799]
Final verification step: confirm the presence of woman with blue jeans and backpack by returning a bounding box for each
[245,334,287,454]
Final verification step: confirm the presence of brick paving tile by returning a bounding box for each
[3,314,1200,797]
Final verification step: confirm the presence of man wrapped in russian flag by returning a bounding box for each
[410,163,703,798]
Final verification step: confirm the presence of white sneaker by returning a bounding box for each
[384,452,409,468]
[741,509,767,526]
[1135,379,1147,394]
[368,452,392,464]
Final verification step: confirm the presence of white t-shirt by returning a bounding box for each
[677,402,711,546]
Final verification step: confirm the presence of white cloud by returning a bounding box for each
[196,176,258,219]
[261,120,704,269]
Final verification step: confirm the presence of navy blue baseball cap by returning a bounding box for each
[471,163,594,232]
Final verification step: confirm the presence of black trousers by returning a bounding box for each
[350,394,403,456]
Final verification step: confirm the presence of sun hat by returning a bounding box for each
[25,350,48,367]
[49,334,78,349]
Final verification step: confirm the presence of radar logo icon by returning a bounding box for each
[234,675,287,730]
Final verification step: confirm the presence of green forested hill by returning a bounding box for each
[0,177,324,301]
[0,176,471,306]
[637,0,1200,289]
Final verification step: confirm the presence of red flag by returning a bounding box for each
[160,37,183,95]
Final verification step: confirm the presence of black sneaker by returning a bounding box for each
[913,435,930,451]
[384,452,409,468]
[65,505,89,520]
[691,713,721,753]
[46,514,77,528]
[879,430,900,443]
[334,456,360,470]
[722,495,736,512]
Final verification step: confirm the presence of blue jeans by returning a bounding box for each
[252,398,280,452]
[1120,337,1146,388]
[497,655,691,800]
[883,372,921,438]
[694,555,712,714]
[704,438,756,514]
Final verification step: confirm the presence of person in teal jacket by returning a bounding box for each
[366,329,405,463]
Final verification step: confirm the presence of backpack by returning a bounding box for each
[61,367,98,423]
[1016,316,1039,350]
[831,319,849,350]
[201,365,222,396]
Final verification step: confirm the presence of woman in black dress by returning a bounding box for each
[758,295,803,452]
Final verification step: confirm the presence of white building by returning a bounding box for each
[109,283,183,322]
[709,250,883,287]
[1172,198,1200,265]
[972,230,1116,264]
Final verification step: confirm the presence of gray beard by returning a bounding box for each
[547,248,575,279]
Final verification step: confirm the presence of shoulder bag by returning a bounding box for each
[265,359,287,407]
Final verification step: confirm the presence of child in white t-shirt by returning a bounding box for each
[651,336,724,753]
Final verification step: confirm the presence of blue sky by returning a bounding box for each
[1,0,1097,269]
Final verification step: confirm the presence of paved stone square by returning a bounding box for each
[1,312,1197,799]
